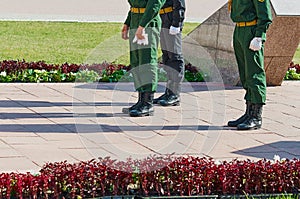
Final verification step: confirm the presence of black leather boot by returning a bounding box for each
[153,80,172,104]
[227,101,252,127]
[159,92,180,106]
[237,103,263,130]
[153,88,169,104]
[159,81,180,106]
[129,92,154,117]
[122,92,142,114]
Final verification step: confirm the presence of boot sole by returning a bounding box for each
[129,111,154,117]
[227,116,249,127]
[227,122,238,127]
[159,101,180,107]
[122,108,130,114]
[237,125,262,130]
[228,121,246,127]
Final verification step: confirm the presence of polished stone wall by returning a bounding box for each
[265,16,300,85]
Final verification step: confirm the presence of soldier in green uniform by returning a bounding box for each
[121,0,165,117]
[227,0,272,130]
[153,0,185,106]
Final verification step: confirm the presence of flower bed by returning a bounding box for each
[0,60,131,83]
[0,157,299,198]
[0,60,205,83]
[285,62,300,80]
[1,60,298,83]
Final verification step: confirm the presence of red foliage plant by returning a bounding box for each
[0,60,131,76]
[0,60,60,74]
[0,157,299,198]
[288,62,300,73]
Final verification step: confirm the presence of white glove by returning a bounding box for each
[137,33,149,45]
[249,37,262,51]
[132,29,149,45]
[132,35,138,43]
[169,26,181,35]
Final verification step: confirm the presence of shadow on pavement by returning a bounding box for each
[0,123,228,133]
[0,100,128,108]
[233,141,300,159]
[75,82,241,92]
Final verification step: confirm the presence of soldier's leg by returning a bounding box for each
[122,27,143,114]
[138,26,160,92]
[237,26,266,130]
[154,26,171,103]
[136,50,158,92]
[233,27,250,101]
[130,50,142,90]
[244,47,266,104]
[159,32,184,106]
[160,26,171,66]
[129,26,143,91]
[129,26,160,117]
[122,48,143,114]
[228,27,251,127]
[164,32,184,82]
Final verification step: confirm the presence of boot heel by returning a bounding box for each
[254,124,262,130]
[122,107,129,114]
[130,110,154,117]
[172,102,180,106]
[143,110,154,116]
[148,111,154,116]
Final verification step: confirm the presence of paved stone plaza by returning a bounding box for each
[0,0,299,173]
[0,82,299,173]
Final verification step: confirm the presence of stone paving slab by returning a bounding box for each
[0,81,300,173]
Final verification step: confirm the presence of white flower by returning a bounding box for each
[0,71,7,77]
[215,160,222,165]
[27,169,39,176]
[127,183,138,190]
[273,154,281,162]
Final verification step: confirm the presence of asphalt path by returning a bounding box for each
[0,0,227,22]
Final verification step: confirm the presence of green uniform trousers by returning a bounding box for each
[233,25,267,104]
[129,24,160,92]
[125,0,165,92]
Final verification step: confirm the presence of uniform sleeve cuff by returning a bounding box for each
[256,32,266,41]
[255,31,264,38]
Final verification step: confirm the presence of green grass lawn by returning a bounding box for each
[0,21,124,64]
[0,21,298,65]
[0,21,199,65]
[293,44,300,63]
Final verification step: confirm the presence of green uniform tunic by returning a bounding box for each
[125,0,165,92]
[230,0,272,104]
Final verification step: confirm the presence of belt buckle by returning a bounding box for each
[238,21,246,27]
